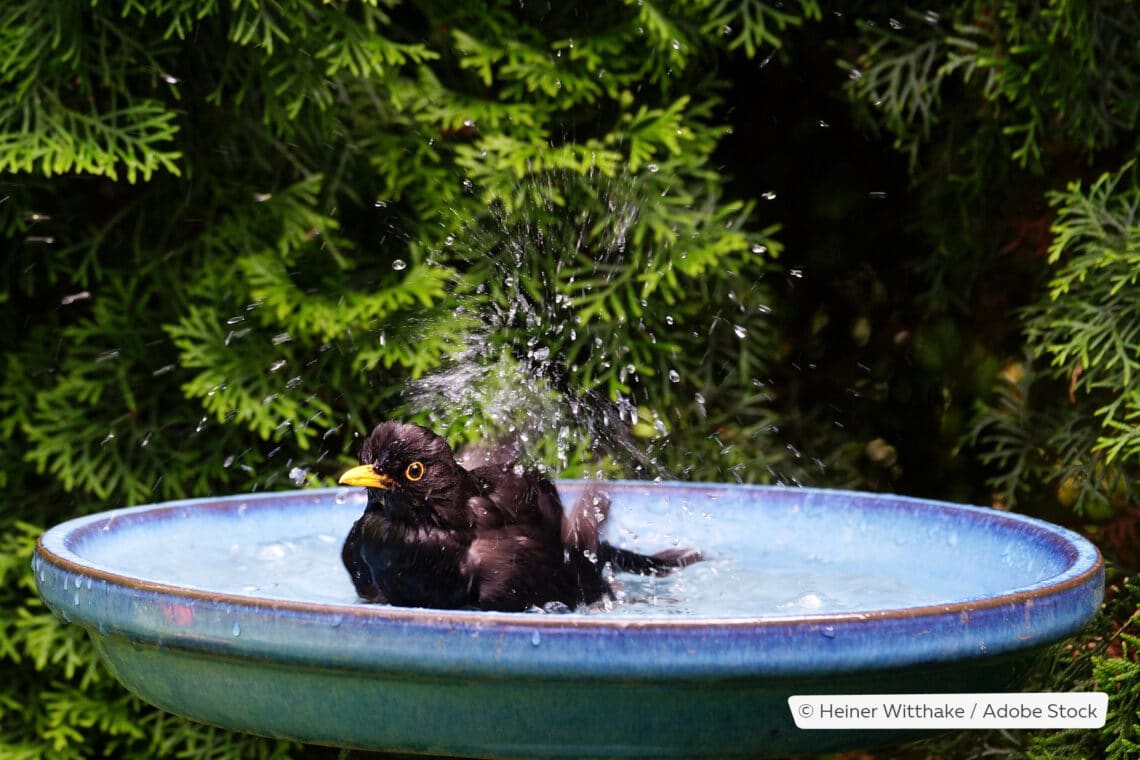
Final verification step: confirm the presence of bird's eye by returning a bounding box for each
[405,461,425,481]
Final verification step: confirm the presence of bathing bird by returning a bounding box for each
[338,421,700,611]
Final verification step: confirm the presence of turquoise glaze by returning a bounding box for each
[35,482,1103,758]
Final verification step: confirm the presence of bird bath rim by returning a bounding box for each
[37,485,1103,628]
[36,481,1102,633]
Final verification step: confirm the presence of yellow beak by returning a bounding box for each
[338,465,395,489]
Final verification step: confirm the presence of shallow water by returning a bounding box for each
[106,528,950,616]
[72,485,1059,618]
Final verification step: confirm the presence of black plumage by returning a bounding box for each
[339,421,699,612]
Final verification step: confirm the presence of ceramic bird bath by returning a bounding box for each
[34,482,1102,758]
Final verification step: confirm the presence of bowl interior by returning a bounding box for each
[54,482,1088,619]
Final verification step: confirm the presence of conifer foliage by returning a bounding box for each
[0,1,808,756]
[3,1,1139,758]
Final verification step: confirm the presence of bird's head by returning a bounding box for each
[339,421,470,527]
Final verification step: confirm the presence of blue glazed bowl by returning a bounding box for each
[34,482,1103,758]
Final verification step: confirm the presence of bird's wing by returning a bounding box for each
[463,529,593,612]
[468,464,565,531]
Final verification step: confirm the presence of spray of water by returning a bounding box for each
[405,169,674,480]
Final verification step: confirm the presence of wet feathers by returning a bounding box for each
[339,421,699,612]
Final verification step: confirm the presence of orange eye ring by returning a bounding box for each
[405,461,425,481]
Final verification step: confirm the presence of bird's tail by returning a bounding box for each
[598,543,702,576]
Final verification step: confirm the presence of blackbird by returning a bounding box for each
[338,421,700,612]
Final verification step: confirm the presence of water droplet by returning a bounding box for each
[162,73,180,84]
[821,625,837,639]
[95,350,120,363]
[787,268,804,279]
[818,120,830,128]
[232,621,241,637]
[253,192,272,202]
[733,324,747,339]
[665,315,674,325]
[392,259,407,271]
[269,359,287,372]
[532,347,550,362]
[670,39,681,50]
[271,332,291,345]
[668,370,681,383]
[223,455,235,468]
[889,17,903,29]
[444,235,456,246]
[751,244,767,254]
[61,291,91,305]
[288,467,307,485]
[74,592,81,606]
[374,200,389,208]
[530,631,541,646]
[761,191,777,200]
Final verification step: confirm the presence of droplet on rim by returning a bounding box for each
[392,259,407,271]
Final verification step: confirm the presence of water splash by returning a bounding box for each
[404,171,674,479]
